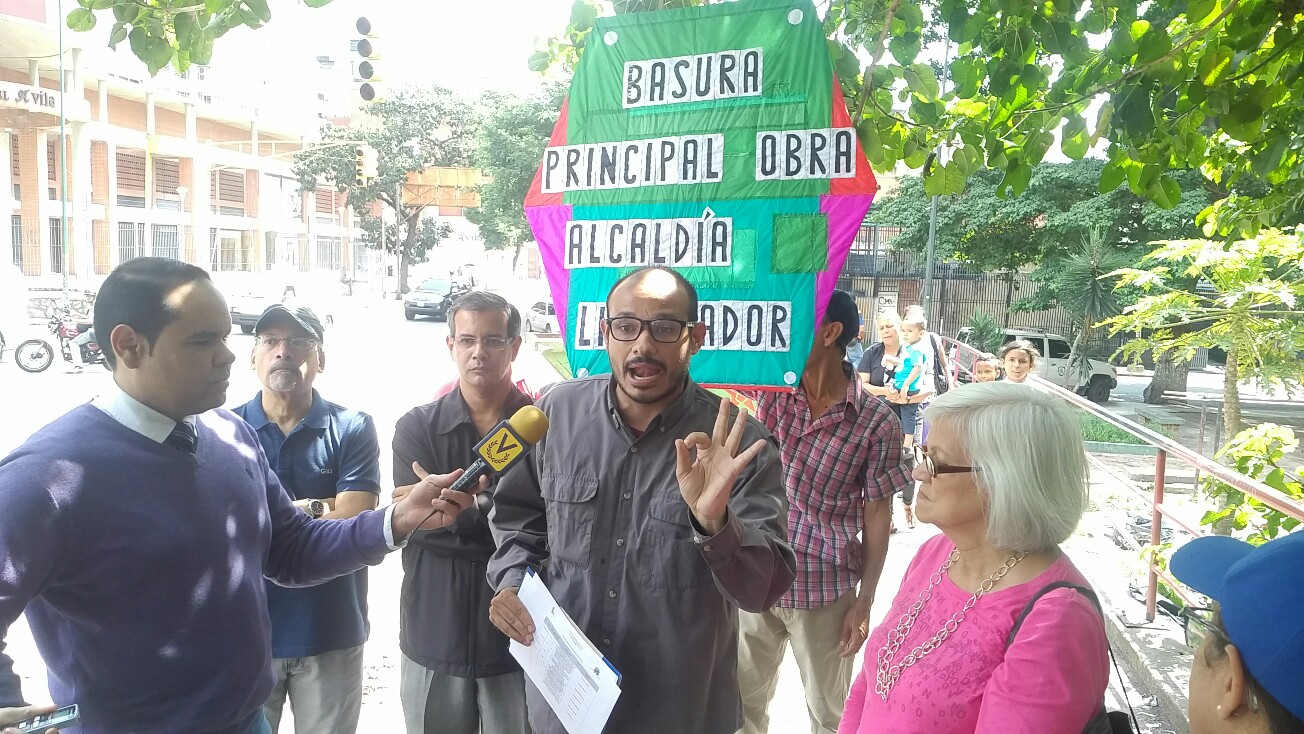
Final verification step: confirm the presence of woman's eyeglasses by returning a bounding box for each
[913,444,974,477]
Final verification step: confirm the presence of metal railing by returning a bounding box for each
[939,336,1304,621]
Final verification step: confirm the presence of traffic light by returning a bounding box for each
[355,17,382,102]
[354,145,378,186]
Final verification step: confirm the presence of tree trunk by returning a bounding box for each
[1143,353,1190,403]
[1066,309,1093,389]
[1002,270,1015,328]
[1209,347,1244,537]
[511,242,523,275]
[397,210,420,296]
[1222,346,1242,439]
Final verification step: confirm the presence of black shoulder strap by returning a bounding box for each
[1007,582,1139,734]
[931,333,949,368]
[1007,581,1101,646]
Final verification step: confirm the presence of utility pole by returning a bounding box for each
[393,180,403,300]
[923,195,938,322]
[57,0,70,309]
[348,206,356,293]
[921,42,952,326]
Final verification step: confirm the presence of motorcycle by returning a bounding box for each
[14,314,111,373]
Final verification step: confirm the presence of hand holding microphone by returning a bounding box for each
[392,405,549,540]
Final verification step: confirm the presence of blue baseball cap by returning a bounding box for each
[1170,531,1304,719]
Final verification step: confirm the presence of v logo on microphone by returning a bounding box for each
[478,425,527,472]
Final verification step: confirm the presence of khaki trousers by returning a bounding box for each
[737,592,858,734]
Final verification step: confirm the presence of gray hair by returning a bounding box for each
[923,381,1088,552]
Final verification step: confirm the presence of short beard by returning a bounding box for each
[615,365,689,405]
[268,369,299,393]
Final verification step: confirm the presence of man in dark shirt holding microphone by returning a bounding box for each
[391,291,539,734]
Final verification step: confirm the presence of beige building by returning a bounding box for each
[1,0,367,288]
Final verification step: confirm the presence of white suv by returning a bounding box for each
[956,327,1118,403]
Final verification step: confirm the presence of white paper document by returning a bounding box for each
[510,568,622,734]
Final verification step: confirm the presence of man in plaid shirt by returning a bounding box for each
[737,290,912,734]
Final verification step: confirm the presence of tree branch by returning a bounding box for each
[1221,26,1301,85]
[855,0,901,122]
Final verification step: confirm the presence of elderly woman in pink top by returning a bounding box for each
[839,382,1109,734]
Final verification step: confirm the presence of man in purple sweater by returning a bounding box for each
[0,258,486,734]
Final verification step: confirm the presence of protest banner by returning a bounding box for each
[525,0,878,388]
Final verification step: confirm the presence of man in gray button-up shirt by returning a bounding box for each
[487,267,796,734]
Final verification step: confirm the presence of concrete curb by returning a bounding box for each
[1067,512,1193,734]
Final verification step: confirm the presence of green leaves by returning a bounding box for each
[569,0,598,32]
[127,26,172,76]
[888,32,922,65]
[67,0,331,75]
[1198,45,1234,86]
[1099,159,1126,194]
[1134,24,1172,65]
[243,0,271,26]
[1061,115,1089,159]
[66,8,97,31]
[903,63,939,102]
[527,51,551,73]
[996,163,1032,198]
[1201,424,1304,545]
[923,160,967,196]
[1147,175,1183,210]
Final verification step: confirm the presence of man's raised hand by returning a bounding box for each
[674,398,767,536]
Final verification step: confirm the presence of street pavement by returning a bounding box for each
[0,299,1177,732]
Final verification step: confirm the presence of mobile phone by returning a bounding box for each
[11,704,78,731]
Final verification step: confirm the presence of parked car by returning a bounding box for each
[228,285,334,334]
[525,301,559,333]
[956,327,1118,403]
[404,277,457,321]
[229,291,276,334]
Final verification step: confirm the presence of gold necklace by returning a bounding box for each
[874,548,1027,701]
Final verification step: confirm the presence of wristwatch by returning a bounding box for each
[306,499,327,519]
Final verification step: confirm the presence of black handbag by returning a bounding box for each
[1007,582,1139,734]
[930,334,951,395]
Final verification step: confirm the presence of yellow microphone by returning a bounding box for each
[448,405,550,492]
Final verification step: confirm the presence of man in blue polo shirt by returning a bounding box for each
[234,304,380,734]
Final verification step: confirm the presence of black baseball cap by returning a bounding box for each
[823,290,860,348]
[255,304,325,343]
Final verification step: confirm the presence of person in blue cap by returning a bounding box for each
[1170,531,1304,734]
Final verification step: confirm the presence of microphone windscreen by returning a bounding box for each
[507,405,549,445]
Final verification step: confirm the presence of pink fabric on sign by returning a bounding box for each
[839,534,1110,734]
[816,194,875,325]
[431,374,543,402]
[525,205,574,337]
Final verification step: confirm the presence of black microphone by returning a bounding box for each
[449,405,550,492]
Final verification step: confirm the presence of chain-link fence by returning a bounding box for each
[838,224,1125,358]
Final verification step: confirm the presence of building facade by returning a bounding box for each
[1,0,368,290]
